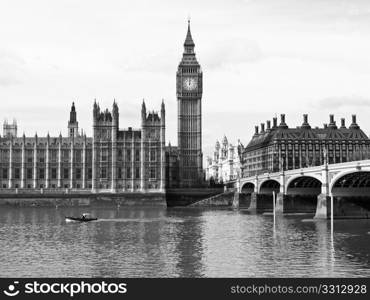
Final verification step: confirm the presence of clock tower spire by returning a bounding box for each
[184,19,195,53]
[176,20,203,187]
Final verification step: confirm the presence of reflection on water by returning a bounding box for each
[0,206,369,277]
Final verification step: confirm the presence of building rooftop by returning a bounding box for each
[245,114,369,152]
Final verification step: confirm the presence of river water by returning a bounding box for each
[0,206,369,277]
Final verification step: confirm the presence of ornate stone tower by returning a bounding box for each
[68,102,79,138]
[3,119,18,138]
[92,100,118,191]
[176,20,203,187]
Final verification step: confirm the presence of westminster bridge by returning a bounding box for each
[228,159,370,218]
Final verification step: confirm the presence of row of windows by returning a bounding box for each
[279,143,367,151]
[116,149,157,162]
[0,149,159,163]
[116,167,156,179]
[0,183,161,189]
[0,168,93,180]
[245,144,369,158]
[242,153,368,177]
[0,149,90,163]
[181,67,198,73]
[0,167,158,180]
[1,183,92,189]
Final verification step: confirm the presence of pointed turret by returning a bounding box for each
[184,19,195,47]
[69,102,77,123]
[222,135,228,146]
[112,99,119,126]
[68,102,79,138]
[161,99,165,125]
[161,99,165,112]
[183,19,196,55]
[93,99,99,120]
[140,99,146,127]
[215,140,220,151]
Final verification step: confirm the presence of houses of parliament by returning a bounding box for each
[0,21,204,193]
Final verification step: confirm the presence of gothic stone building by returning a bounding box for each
[0,21,204,192]
[205,136,242,184]
[241,114,370,178]
[0,101,165,192]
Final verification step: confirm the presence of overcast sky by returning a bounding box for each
[1,0,370,158]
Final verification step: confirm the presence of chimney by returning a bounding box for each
[302,114,311,129]
[323,123,328,129]
[266,120,271,130]
[350,114,359,129]
[340,118,346,128]
[279,114,288,128]
[261,123,265,133]
[329,114,337,129]
[273,117,277,128]
[254,126,259,135]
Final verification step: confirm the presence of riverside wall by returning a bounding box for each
[0,191,166,207]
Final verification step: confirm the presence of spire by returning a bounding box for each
[184,19,195,47]
[183,19,195,56]
[141,99,146,121]
[69,102,77,123]
[160,99,165,124]
[161,99,165,112]
[112,99,119,119]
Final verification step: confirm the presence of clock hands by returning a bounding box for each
[183,78,197,90]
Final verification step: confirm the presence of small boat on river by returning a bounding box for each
[65,213,98,223]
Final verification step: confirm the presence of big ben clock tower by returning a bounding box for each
[177,20,203,187]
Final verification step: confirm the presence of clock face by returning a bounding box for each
[183,77,197,91]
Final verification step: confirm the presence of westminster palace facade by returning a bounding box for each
[0,21,204,192]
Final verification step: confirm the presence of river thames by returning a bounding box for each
[0,206,369,277]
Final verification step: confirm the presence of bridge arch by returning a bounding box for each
[329,170,370,218]
[330,170,370,196]
[259,179,280,194]
[284,175,322,214]
[241,182,255,194]
[286,176,322,195]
